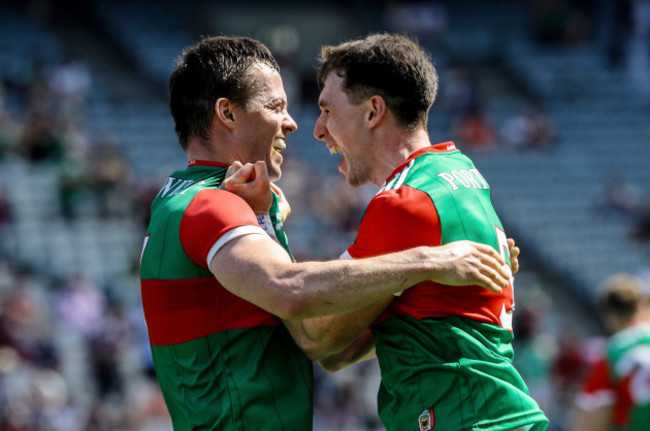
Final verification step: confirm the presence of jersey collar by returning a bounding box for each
[188,160,230,168]
[384,141,458,183]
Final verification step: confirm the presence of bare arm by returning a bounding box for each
[283,296,391,360]
[318,328,377,372]
[285,238,522,361]
[210,235,509,320]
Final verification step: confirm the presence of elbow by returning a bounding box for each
[272,294,312,320]
[318,359,346,373]
[302,346,329,362]
[268,279,322,320]
[291,334,333,362]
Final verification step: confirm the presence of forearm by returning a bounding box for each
[213,236,508,320]
[318,329,376,372]
[283,297,391,360]
[278,239,509,319]
[272,250,429,319]
[212,234,431,320]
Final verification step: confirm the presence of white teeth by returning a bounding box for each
[273,139,286,152]
[328,146,341,154]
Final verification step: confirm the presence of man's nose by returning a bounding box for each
[314,115,327,140]
[284,113,298,134]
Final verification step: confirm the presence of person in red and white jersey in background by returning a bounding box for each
[573,273,650,431]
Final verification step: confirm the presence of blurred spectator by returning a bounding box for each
[443,67,482,118]
[133,180,162,229]
[549,328,592,427]
[528,0,594,46]
[529,0,570,45]
[265,25,302,108]
[0,181,12,228]
[87,300,130,399]
[86,132,134,219]
[0,269,58,368]
[595,176,650,242]
[571,273,650,431]
[309,175,368,234]
[602,0,633,67]
[384,1,448,39]
[57,146,88,221]
[597,175,648,216]
[503,103,557,152]
[627,0,650,98]
[47,55,92,108]
[313,361,383,431]
[452,106,497,153]
[632,210,650,242]
[443,67,497,153]
[16,111,65,163]
[54,273,105,340]
[0,85,21,159]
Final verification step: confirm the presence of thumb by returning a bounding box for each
[225,161,244,179]
[251,161,269,186]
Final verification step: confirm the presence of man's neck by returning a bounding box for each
[187,138,236,165]
[371,128,431,187]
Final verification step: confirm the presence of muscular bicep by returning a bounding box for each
[209,231,293,314]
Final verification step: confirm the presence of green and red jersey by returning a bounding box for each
[346,142,548,431]
[576,322,650,430]
[140,161,313,430]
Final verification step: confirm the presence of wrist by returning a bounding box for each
[421,246,441,281]
[397,247,430,296]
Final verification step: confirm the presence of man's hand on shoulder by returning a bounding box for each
[426,240,511,294]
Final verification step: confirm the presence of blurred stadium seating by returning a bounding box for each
[0,0,648,429]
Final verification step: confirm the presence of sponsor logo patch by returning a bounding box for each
[418,408,434,431]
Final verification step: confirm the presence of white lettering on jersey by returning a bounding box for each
[157,178,197,198]
[437,169,489,191]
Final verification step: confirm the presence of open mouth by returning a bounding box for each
[327,144,341,154]
[273,138,286,153]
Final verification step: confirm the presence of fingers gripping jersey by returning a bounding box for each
[347,143,548,431]
[140,161,312,430]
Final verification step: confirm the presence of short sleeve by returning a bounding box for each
[180,189,260,268]
[347,185,442,259]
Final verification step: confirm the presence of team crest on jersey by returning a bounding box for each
[418,408,434,431]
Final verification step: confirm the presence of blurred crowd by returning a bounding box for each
[0,39,173,430]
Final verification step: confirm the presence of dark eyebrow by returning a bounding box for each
[265,98,286,108]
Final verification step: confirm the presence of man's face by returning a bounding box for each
[235,64,297,182]
[313,73,374,188]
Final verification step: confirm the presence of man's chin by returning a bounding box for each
[268,166,282,182]
[268,154,283,181]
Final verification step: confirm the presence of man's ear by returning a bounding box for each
[215,98,237,129]
[366,95,386,128]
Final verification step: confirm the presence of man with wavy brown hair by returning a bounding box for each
[289,33,549,431]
